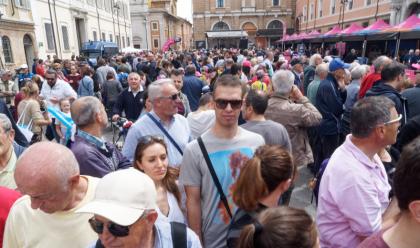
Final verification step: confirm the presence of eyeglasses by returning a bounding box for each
[214,99,243,110]
[384,114,402,126]
[89,218,130,237]
[45,77,55,81]
[138,135,164,146]
[159,93,179,101]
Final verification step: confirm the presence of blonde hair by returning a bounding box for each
[21,81,39,97]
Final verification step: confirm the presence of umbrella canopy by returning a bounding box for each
[288,33,299,41]
[308,30,321,36]
[359,19,391,34]
[323,25,342,37]
[382,14,420,32]
[340,23,364,35]
[281,34,290,41]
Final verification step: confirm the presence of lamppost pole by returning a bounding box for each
[114,2,121,48]
[144,17,149,50]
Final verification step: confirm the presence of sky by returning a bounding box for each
[177,0,192,22]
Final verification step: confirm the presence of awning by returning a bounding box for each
[206,30,248,38]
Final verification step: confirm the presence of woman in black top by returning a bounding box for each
[226,145,295,248]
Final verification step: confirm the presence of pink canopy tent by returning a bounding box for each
[296,32,309,40]
[323,25,342,36]
[281,34,290,42]
[307,30,321,37]
[361,19,391,32]
[340,23,364,35]
[382,14,420,32]
[288,33,299,41]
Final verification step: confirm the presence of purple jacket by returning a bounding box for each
[70,136,132,178]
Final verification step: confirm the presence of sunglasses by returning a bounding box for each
[384,114,402,126]
[138,135,164,146]
[214,99,242,110]
[45,77,55,81]
[159,93,179,101]
[89,218,130,237]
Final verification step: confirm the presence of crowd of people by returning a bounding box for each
[0,45,420,248]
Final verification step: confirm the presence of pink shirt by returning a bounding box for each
[317,135,391,248]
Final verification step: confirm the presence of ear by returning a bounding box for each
[135,160,144,171]
[409,201,420,224]
[279,178,292,194]
[9,128,15,141]
[145,210,158,225]
[68,175,80,189]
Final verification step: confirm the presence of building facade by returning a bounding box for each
[295,0,419,33]
[0,0,37,70]
[30,0,132,60]
[131,0,193,51]
[192,0,295,49]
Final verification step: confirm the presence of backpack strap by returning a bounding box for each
[170,221,187,248]
[197,136,233,219]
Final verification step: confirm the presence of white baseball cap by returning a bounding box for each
[76,169,157,226]
[20,64,28,69]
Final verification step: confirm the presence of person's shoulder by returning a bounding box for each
[238,127,265,143]
[8,195,32,215]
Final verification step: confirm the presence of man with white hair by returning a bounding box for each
[122,79,191,166]
[0,113,17,189]
[265,70,322,170]
[70,97,131,178]
[307,63,329,104]
[304,54,322,95]
[3,142,99,247]
[359,55,392,98]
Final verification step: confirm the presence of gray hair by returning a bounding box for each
[373,56,391,73]
[71,96,102,127]
[315,63,329,76]
[0,113,12,132]
[351,65,367,80]
[45,69,57,76]
[350,96,395,138]
[309,54,322,66]
[272,70,294,96]
[349,61,360,72]
[148,79,175,101]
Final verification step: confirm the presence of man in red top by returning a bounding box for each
[358,56,392,98]
[0,186,20,248]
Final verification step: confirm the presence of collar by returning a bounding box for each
[0,148,16,173]
[77,130,107,151]
[343,135,382,169]
[128,86,143,93]
[271,93,289,101]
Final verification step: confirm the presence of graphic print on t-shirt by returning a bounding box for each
[208,148,254,224]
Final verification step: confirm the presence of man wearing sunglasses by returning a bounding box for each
[122,79,191,167]
[77,169,201,248]
[3,142,99,248]
[180,74,265,248]
[317,96,399,248]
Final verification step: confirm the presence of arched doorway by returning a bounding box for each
[242,22,257,45]
[212,21,230,31]
[23,34,35,69]
[266,20,284,48]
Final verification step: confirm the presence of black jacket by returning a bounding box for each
[113,89,144,121]
[365,81,408,126]
[315,74,347,136]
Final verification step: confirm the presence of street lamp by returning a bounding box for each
[340,0,348,29]
[143,17,149,50]
[113,2,121,48]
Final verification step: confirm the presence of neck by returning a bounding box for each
[350,136,382,160]
[0,146,13,169]
[140,227,155,248]
[153,111,172,126]
[247,114,265,122]
[64,176,88,210]
[211,123,238,139]
[384,213,420,248]
[258,194,278,208]
[385,80,398,89]
[80,125,102,138]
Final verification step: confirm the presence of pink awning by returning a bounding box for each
[383,14,420,32]
[363,19,391,31]
[288,33,299,41]
[323,25,342,36]
[308,30,321,36]
[340,23,364,34]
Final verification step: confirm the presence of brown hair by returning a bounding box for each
[232,145,295,212]
[237,207,318,248]
[213,74,246,97]
[133,137,181,204]
[21,81,39,98]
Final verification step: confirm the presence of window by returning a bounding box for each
[15,0,29,8]
[212,21,229,31]
[153,38,159,48]
[109,34,113,42]
[116,35,120,47]
[303,6,307,22]
[2,36,13,63]
[87,0,94,6]
[151,22,158,31]
[61,26,70,50]
[272,0,279,6]
[104,0,111,12]
[44,23,55,51]
[102,32,106,41]
[216,0,224,8]
[93,31,98,41]
[366,0,372,5]
[127,37,130,46]
[122,36,125,47]
[347,0,353,10]
[267,20,282,29]
[330,0,336,14]
[362,21,369,27]
[318,0,323,17]
[310,3,314,20]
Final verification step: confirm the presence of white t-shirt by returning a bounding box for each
[186,110,215,139]
[156,191,185,224]
[3,176,99,248]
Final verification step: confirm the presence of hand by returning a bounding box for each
[290,85,303,101]
[337,79,346,90]
[112,114,120,122]
[50,97,59,104]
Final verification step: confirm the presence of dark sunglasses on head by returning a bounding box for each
[138,135,165,146]
[214,99,243,110]
[89,218,129,237]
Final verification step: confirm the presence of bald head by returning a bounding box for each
[15,142,79,188]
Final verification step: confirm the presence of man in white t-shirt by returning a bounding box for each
[180,74,265,248]
[3,142,98,248]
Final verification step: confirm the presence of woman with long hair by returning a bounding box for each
[133,135,185,223]
[226,145,295,248]
[17,82,51,143]
[237,207,319,248]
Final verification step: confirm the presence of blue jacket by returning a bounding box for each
[315,74,347,136]
[77,76,94,97]
[182,74,205,111]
